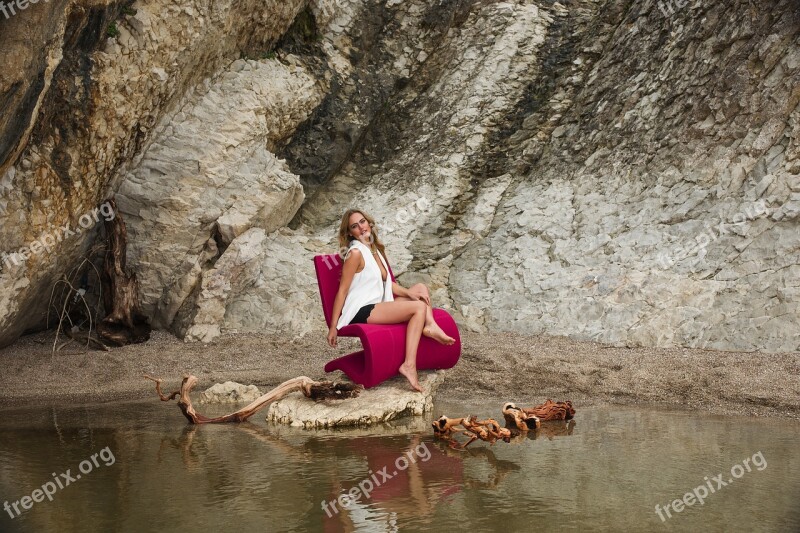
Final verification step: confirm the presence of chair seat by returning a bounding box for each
[314,254,461,388]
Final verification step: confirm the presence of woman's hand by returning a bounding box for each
[327,326,338,347]
[407,285,431,306]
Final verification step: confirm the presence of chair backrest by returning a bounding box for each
[314,254,342,328]
[313,252,397,328]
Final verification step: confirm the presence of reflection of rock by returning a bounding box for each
[267,371,445,428]
[199,381,262,404]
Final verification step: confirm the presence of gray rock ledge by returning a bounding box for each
[199,381,262,404]
[267,371,446,428]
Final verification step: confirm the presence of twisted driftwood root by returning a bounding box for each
[503,400,575,431]
[145,375,361,424]
[522,399,575,421]
[432,415,513,449]
[502,402,541,431]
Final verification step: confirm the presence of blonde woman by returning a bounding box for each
[327,209,455,392]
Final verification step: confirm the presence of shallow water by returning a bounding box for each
[0,399,797,532]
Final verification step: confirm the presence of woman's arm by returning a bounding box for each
[327,249,362,347]
[392,282,410,298]
[395,282,430,305]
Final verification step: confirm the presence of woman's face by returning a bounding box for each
[348,212,371,242]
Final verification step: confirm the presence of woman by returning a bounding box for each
[327,209,455,392]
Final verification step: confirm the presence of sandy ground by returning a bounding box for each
[0,329,798,419]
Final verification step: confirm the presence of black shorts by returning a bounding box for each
[350,304,376,325]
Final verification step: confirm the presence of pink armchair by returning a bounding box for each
[314,254,461,388]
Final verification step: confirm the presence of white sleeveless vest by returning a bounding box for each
[337,239,394,329]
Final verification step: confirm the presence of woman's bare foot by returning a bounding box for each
[423,324,455,345]
[398,362,423,392]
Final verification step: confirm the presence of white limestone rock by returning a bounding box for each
[1,0,798,356]
[0,0,309,348]
[117,57,323,341]
[267,371,446,428]
[199,381,262,404]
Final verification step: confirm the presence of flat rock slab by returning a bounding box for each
[199,381,262,404]
[267,371,446,428]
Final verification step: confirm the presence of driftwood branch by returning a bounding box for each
[502,400,575,431]
[502,402,541,431]
[432,415,513,449]
[434,400,577,448]
[145,374,361,424]
[143,375,181,401]
[524,399,575,421]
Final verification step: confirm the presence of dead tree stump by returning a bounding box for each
[97,197,151,346]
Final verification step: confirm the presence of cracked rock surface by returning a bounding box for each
[267,371,444,428]
[0,0,798,352]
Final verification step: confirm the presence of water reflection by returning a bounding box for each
[524,419,576,441]
[120,415,577,531]
[0,403,797,532]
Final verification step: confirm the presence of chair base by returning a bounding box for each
[324,308,461,388]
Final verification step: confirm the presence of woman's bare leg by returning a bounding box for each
[422,315,455,345]
[368,300,427,391]
[397,284,455,345]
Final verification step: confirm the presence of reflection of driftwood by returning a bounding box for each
[525,419,576,441]
[158,425,204,469]
[432,415,512,449]
[98,198,151,346]
[145,374,361,424]
[159,422,312,470]
[433,441,521,489]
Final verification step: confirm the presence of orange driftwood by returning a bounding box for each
[502,402,541,432]
[503,400,575,431]
[145,374,361,424]
[432,415,513,449]
[522,399,575,421]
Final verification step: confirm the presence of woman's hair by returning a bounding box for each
[338,208,386,260]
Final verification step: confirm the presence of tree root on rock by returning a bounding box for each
[144,374,361,424]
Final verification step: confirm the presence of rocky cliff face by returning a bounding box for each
[1,0,798,352]
[0,0,307,345]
